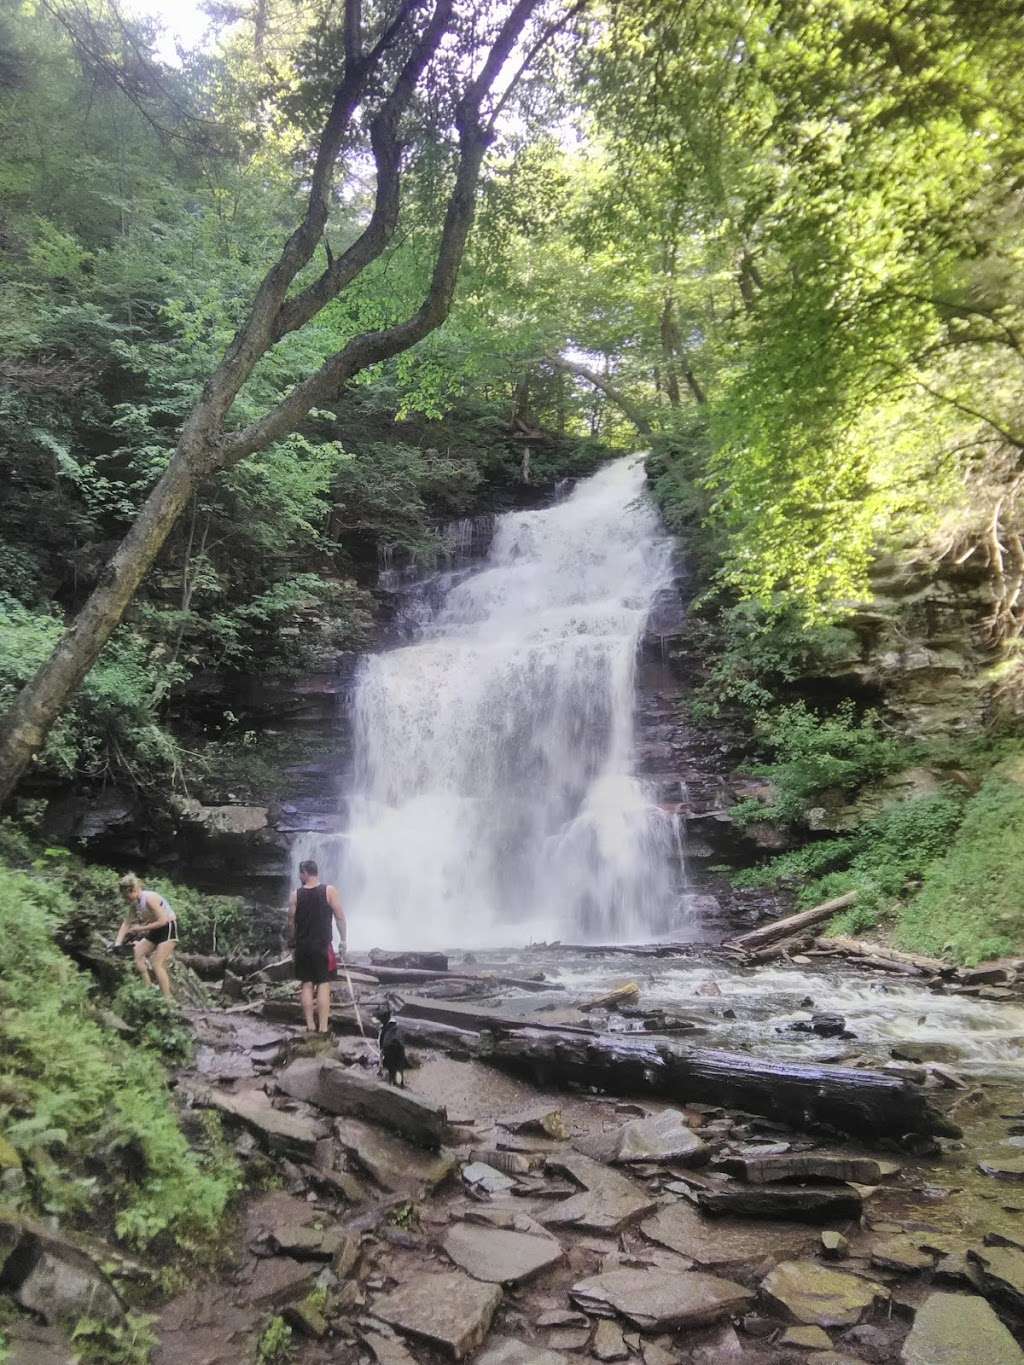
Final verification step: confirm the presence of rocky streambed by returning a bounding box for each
[6,948,1020,1365]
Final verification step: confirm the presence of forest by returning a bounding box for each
[2,2,1024,1362]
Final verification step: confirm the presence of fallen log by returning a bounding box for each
[812,937,949,975]
[369,949,449,972]
[177,952,228,979]
[368,964,563,993]
[723,892,858,953]
[488,1027,959,1142]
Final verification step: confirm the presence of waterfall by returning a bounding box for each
[302,454,686,949]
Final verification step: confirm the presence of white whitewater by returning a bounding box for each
[305,454,684,948]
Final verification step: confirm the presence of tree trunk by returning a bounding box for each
[0,0,549,805]
[547,356,652,436]
[489,1026,960,1141]
[722,892,858,952]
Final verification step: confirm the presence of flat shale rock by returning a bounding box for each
[360,1329,423,1364]
[475,1337,567,1365]
[781,1325,834,1350]
[642,1201,815,1267]
[442,1222,563,1285]
[332,1118,456,1195]
[592,1318,630,1360]
[900,1291,1024,1364]
[977,1153,1024,1181]
[541,1153,658,1233]
[578,1109,709,1166]
[371,1270,501,1360]
[246,1256,319,1309]
[694,1182,863,1222]
[869,1236,935,1273]
[276,1057,450,1148]
[761,1260,888,1327]
[719,1153,882,1185]
[198,1084,327,1159]
[570,1266,753,1330]
[967,1245,1024,1312]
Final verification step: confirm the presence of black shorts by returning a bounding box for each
[144,921,178,946]
[294,944,333,985]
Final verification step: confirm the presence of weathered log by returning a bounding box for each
[723,892,858,952]
[488,1027,960,1142]
[367,964,563,993]
[369,949,449,972]
[812,937,948,975]
[276,1056,452,1149]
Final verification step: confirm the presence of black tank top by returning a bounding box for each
[295,884,332,948]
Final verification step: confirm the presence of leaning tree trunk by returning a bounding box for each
[0,0,552,806]
[546,356,653,436]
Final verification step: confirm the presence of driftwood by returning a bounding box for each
[723,892,858,953]
[488,1027,959,1142]
[811,937,949,975]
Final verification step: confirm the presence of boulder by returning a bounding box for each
[541,1153,658,1234]
[371,1269,501,1360]
[641,1201,815,1267]
[901,1291,1024,1364]
[442,1222,563,1285]
[276,1057,450,1149]
[0,1220,123,1326]
[761,1261,888,1328]
[196,1083,327,1159]
[570,1267,753,1330]
[580,1109,709,1166]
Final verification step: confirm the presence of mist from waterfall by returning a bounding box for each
[304,455,686,949]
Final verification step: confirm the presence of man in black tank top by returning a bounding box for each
[287,859,347,1032]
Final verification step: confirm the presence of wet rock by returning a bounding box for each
[246,1256,319,1308]
[718,1153,882,1185]
[900,1291,1024,1364]
[820,1232,850,1261]
[461,1162,515,1196]
[978,1153,1024,1181]
[360,1328,423,1364]
[442,1223,563,1285]
[642,1343,681,1365]
[642,1200,815,1267]
[1,1220,124,1325]
[782,1325,833,1350]
[688,1322,745,1363]
[593,1318,630,1361]
[693,1182,862,1222]
[469,1148,531,1175]
[546,1328,591,1350]
[284,1298,328,1337]
[537,1310,589,1328]
[371,1269,501,1360]
[967,1245,1024,1313]
[500,1105,569,1140]
[870,1237,935,1273]
[276,1057,451,1148]
[197,1082,328,1159]
[475,1338,567,1365]
[542,1153,659,1234]
[570,1266,753,1330]
[580,1109,709,1167]
[761,1261,888,1327]
[331,1118,455,1196]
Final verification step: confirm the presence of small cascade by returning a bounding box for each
[303,455,687,948]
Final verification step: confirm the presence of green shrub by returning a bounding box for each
[71,1313,158,1365]
[895,766,1024,963]
[732,701,906,827]
[0,861,240,1250]
[255,1316,294,1364]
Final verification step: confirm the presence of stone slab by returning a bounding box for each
[641,1200,816,1267]
[571,1266,753,1330]
[371,1270,501,1360]
[542,1153,658,1234]
[761,1260,888,1328]
[901,1291,1024,1364]
[442,1222,563,1285]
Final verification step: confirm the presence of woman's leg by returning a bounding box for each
[315,982,331,1033]
[133,938,155,983]
[151,941,176,1001]
[300,981,316,1031]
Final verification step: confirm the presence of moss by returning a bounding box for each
[894,764,1024,963]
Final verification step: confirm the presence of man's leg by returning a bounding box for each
[300,981,315,1031]
[151,942,176,1001]
[133,938,155,983]
[315,982,331,1033]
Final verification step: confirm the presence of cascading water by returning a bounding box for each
[304,455,685,949]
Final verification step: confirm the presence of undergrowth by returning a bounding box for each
[0,852,240,1255]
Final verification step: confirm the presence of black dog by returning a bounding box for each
[376,1007,408,1087]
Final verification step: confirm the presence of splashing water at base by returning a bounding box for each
[317,455,684,949]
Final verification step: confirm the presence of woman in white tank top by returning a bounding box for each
[114,872,178,1000]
